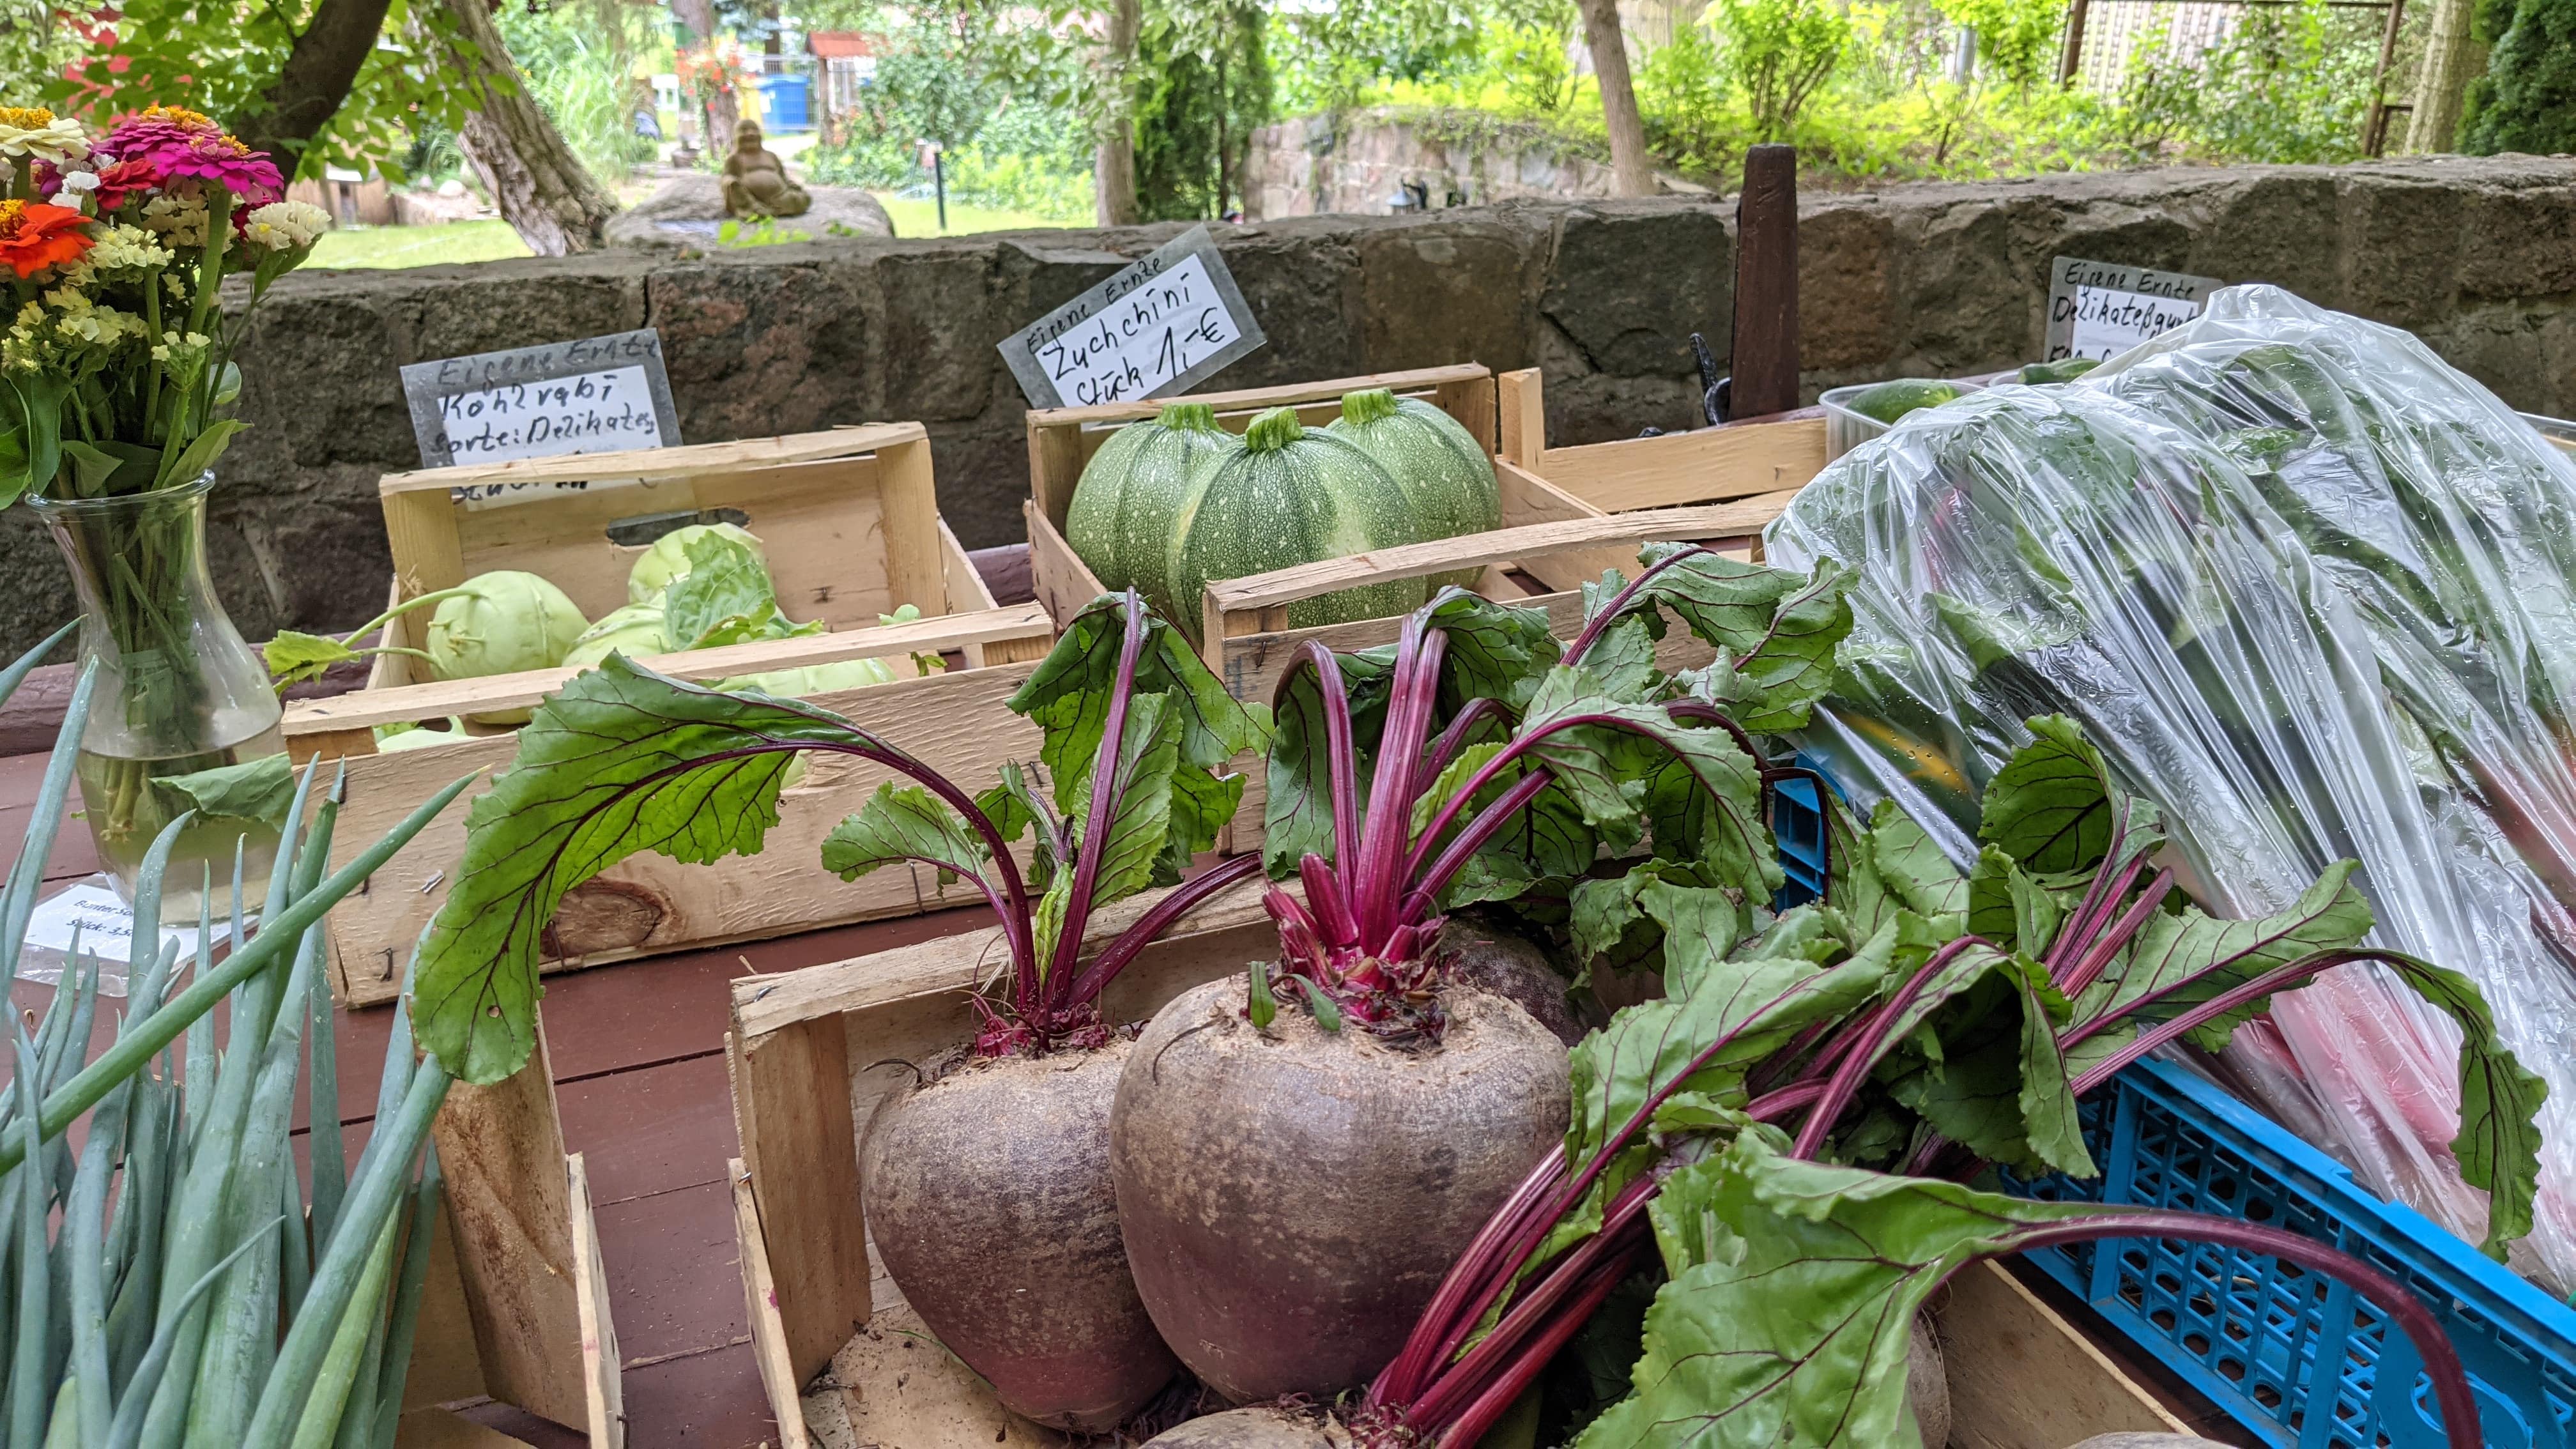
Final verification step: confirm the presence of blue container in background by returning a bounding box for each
[755,72,811,132]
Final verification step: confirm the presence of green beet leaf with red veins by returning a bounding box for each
[1342,708,2542,1449]
[410,588,1266,1084]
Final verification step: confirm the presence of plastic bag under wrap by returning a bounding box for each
[1764,284,2576,1291]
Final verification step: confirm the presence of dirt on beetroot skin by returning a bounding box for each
[1437,917,1586,1045]
[860,1039,1178,1432]
[1111,974,1572,1404]
[1140,1406,1350,1448]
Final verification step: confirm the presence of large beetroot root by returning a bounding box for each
[864,1038,1179,1430]
[1439,917,1584,1045]
[1142,1407,1345,1448]
[1111,974,1570,1403]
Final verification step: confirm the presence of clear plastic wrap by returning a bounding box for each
[1766,284,2576,1291]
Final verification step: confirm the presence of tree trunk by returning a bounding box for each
[1095,0,1141,227]
[430,0,618,254]
[1579,0,1653,197]
[231,0,395,177]
[2407,0,2484,152]
[670,0,739,149]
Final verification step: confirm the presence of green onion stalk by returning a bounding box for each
[0,617,479,1449]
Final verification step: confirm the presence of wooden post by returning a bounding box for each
[2364,0,2411,156]
[2057,0,2091,87]
[1729,145,1800,420]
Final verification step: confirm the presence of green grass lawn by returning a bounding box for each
[871,194,1079,237]
[300,195,1078,271]
[308,220,533,269]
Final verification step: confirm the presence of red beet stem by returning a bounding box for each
[1430,1237,1639,1449]
[1792,935,1997,1158]
[1369,1148,1569,1409]
[1061,853,1266,1008]
[1997,1212,2482,1449]
[2064,948,2375,1088]
[1560,544,1711,665]
[1273,639,1364,881]
[1046,592,1153,1004]
[2057,867,2175,998]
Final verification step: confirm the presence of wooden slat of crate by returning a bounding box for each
[312,640,1052,1008]
[1497,367,1829,515]
[1939,1259,2194,1448]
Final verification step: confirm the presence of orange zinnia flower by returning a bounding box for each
[0,201,94,278]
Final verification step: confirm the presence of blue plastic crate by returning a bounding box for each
[1765,757,2576,1445]
[2009,1057,2576,1448]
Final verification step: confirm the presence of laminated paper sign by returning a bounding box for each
[2044,257,2222,364]
[999,226,1266,409]
[399,328,683,507]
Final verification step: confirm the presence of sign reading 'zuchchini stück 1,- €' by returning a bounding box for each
[399,329,684,506]
[2044,257,2223,364]
[999,225,1267,409]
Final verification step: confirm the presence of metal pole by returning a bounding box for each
[935,150,947,233]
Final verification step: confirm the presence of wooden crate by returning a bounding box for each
[402,1016,624,1449]
[721,885,2197,1449]
[1495,367,1830,517]
[1024,364,1805,702]
[282,427,1061,1008]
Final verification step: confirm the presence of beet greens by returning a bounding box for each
[1358,704,2542,1448]
[413,591,1266,1082]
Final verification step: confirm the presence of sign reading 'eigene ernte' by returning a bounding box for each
[999,226,1266,409]
[2044,257,2223,364]
[399,329,684,507]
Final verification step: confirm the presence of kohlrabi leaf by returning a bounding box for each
[821,782,993,889]
[414,655,912,1084]
[1977,714,2162,878]
[664,533,788,649]
[1517,666,1776,896]
[263,629,359,687]
[1574,1137,2098,1449]
[2077,861,2372,1045]
[1011,594,1268,812]
[148,753,298,829]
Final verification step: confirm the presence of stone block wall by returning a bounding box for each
[3,155,2572,658]
[1243,109,1631,220]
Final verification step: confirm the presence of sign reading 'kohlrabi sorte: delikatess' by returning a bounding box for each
[399,329,684,505]
[999,226,1266,409]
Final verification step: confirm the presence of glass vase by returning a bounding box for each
[29,474,285,917]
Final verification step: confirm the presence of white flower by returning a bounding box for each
[0,109,88,163]
[241,199,329,252]
[84,224,170,275]
[138,195,208,248]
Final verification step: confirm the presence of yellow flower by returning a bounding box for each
[135,105,213,128]
[0,107,53,129]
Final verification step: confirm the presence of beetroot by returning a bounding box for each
[862,1044,1175,1430]
[1439,917,1584,1045]
[1141,1407,1344,1448]
[1110,593,1780,1404]
[1112,976,1568,1401]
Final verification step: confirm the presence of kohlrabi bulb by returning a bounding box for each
[629,523,768,604]
[719,657,900,698]
[562,601,671,671]
[425,571,589,680]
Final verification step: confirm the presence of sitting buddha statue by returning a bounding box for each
[719,118,811,218]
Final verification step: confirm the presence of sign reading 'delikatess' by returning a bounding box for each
[2044,257,2222,364]
[400,329,683,505]
[1000,226,1266,409]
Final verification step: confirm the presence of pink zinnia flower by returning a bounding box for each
[99,106,282,203]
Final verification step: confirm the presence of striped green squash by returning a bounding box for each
[1064,401,1243,623]
[1326,388,1501,590]
[1167,406,1429,643]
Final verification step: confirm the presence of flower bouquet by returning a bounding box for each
[0,103,333,907]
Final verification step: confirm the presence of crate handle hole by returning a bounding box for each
[606,507,753,548]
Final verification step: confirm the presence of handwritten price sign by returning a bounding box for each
[2044,257,2221,364]
[1000,226,1266,408]
[399,329,684,507]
